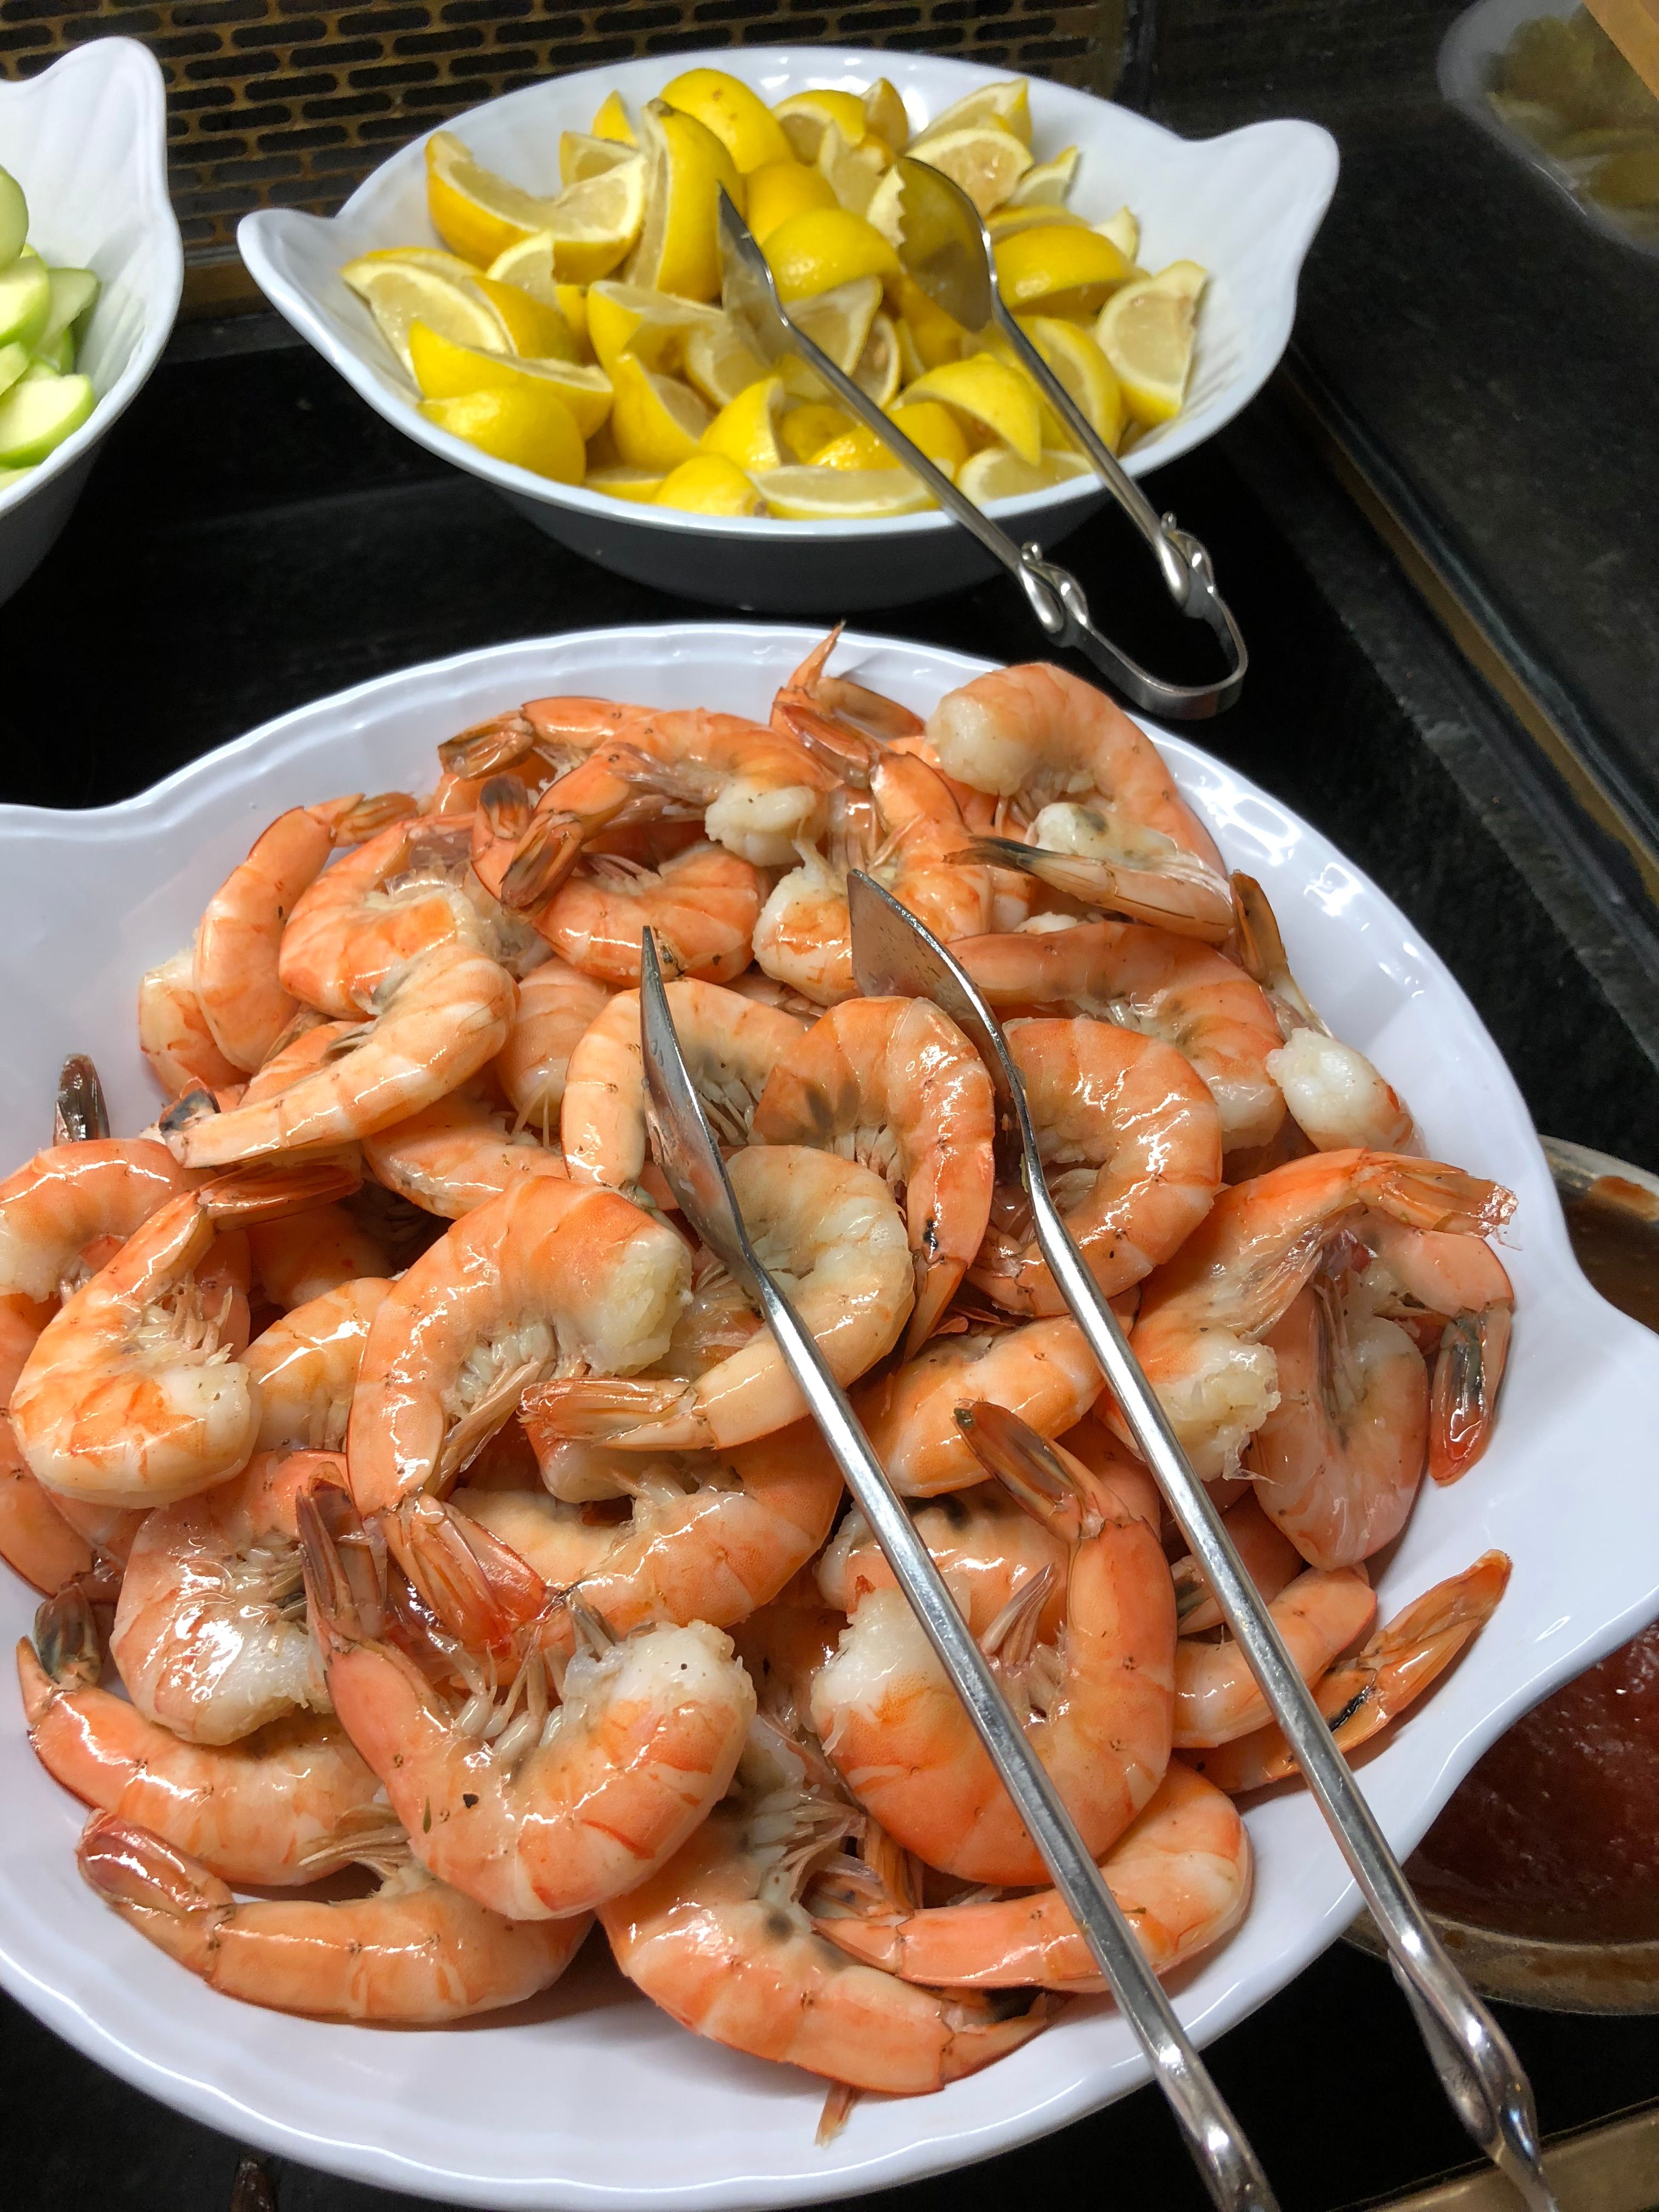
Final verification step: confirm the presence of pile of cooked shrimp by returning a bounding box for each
[0,631,1516,2111]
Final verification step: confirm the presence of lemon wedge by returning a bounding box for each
[474,272,579,358]
[420,384,584,482]
[1095,266,1204,426]
[1097,205,1139,260]
[772,89,868,163]
[626,101,743,303]
[744,159,838,242]
[522,154,647,286]
[753,464,932,519]
[779,400,856,459]
[662,67,792,174]
[890,272,966,370]
[586,465,666,503]
[608,353,712,470]
[592,91,636,146]
[485,239,590,351]
[985,204,1090,242]
[585,280,723,376]
[887,394,969,477]
[810,422,900,471]
[957,445,1092,506]
[816,122,893,217]
[763,206,900,303]
[864,78,910,153]
[909,125,1031,216]
[994,223,1133,317]
[896,351,1042,466]
[342,252,510,375]
[425,132,561,267]
[1022,314,1122,451]
[681,317,770,409]
[1005,146,1080,206]
[912,80,1030,149]
[409,321,614,437]
[789,273,882,374]
[852,310,901,407]
[699,373,787,470]
[655,452,765,515]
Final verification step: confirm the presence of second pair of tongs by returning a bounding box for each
[716,175,1245,720]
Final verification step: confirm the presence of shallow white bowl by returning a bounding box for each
[1,623,1655,2209]
[0,38,182,607]
[238,54,1336,612]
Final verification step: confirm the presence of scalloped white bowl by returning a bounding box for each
[239,54,1336,611]
[2,623,1656,2209]
[0,38,182,606]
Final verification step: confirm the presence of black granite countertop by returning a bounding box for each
[1,326,1655,2210]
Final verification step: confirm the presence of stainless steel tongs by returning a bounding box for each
[639,876,1558,2212]
[717,183,1245,720]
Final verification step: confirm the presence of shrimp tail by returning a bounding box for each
[30,1580,103,1696]
[953,1401,1097,1541]
[438,713,538,780]
[198,1158,363,1224]
[78,1811,233,1962]
[1429,1303,1512,1484]
[959,837,1234,944]
[379,1494,549,1656]
[297,1477,385,1655]
[521,1375,697,1450]
[1361,1156,1516,1239]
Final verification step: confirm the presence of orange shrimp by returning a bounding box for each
[537,841,766,988]
[245,1200,392,1310]
[495,957,613,1138]
[0,1139,195,1305]
[363,1087,567,1217]
[138,951,243,1097]
[1360,1218,1515,1486]
[1173,1565,1376,1747]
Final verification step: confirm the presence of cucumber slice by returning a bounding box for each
[0,258,50,351]
[0,339,29,399]
[0,170,27,274]
[40,267,97,356]
[0,370,93,466]
[31,328,72,373]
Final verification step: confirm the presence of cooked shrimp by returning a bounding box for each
[0,1139,195,1304]
[522,1148,911,1453]
[1173,1564,1376,1748]
[817,1483,1070,1645]
[495,958,613,1138]
[12,1162,354,1509]
[1171,1494,1303,1635]
[754,755,995,1006]
[347,1175,690,1515]
[1129,1150,1515,1479]
[537,842,766,989]
[20,1583,392,1883]
[561,980,804,1199]
[731,1596,847,1735]
[138,951,243,1097]
[278,815,543,1018]
[243,1276,390,1451]
[80,1818,590,2024]
[0,1295,98,1592]
[820,1763,1248,1991]
[971,1017,1220,1316]
[1247,1272,1429,1569]
[927,663,1224,871]
[246,1201,391,1310]
[752,996,995,1357]
[195,792,417,1069]
[811,1436,1176,1883]
[110,1448,338,1745]
[960,822,1234,944]
[853,1314,1104,1497]
[364,1087,567,1218]
[1188,1551,1511,1792]
[954,920,1287,1152]
[301,1483,755,1918]
[1359,1218,1514,1485]
[769,625,925,765]
[163,944,516,1166]
[599,1723,1051,2091]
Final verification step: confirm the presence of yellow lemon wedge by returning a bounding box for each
[1005,146,1080,206]
[419,384,584,481]
[993,223,1133,318]
[895,351,1043,466]
[409,320,613,437]
[608,353,712,470]
[763,207,900,302]
[591,91,636,145]
[883,395,968,477]
[341,252,511,375]
[810,422,900,471]
[661,67,792,174]
[424,131,562,267]
[863,78,910,154]
[752,463,932,519]
[511,154,647,286]
[909,125,1031,216]
[912,79,1030,149]
[586,465,666,503]
[486,241,596,353]
[890,271,966,370]
[1021,314,1122,451]
[985,204,1090,242]
[654,452,765,515]
[699,373,787,470]
[585,280,723,376]
[625,101,742,303]
[788,273,882,374]
[851,310,901,407]
[559,132,640,188]
[1146,258,1208,304]
[778,400,856,459]
[957,445,1092,506]
[1094,267,1204,426]
[816,123,893,217]
[744,159,838,242]
[772,89,868,163]
[472,272,579,358]
[1097,205,1139,260]
[681,317,769,409]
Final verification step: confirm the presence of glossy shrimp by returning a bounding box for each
[243,1275,390,1451]
[301,1483,755,1918]
[751,995,995,1357]
[0,1139,195,1304]
[1359,1217,1515,1485]
[138,951,243,1098]
[1173,1564,1376,1747]
[495,958,613,1138]
[769,625,926,764]
[80,1817,590,2024]
[245,1201,392,1311]
[537,840,767,988]
[363,1087,567,1217]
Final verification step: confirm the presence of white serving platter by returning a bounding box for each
[0,623,1655,2209]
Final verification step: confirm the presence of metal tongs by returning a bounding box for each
[640,878,1558,2212]
[717,180,1245,720]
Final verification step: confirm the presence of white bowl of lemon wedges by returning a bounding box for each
[240,50,1335,612]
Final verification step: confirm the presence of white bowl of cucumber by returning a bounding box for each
[0,38,182,607]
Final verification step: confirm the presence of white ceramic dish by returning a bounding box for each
[1439,0,1659,262]
[0,38,182,607]
[238,54,1336,612]
[1,622,1655,2210]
